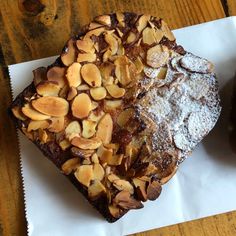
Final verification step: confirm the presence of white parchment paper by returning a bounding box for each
[9,17,236,236]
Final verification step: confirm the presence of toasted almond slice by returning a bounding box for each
[108,205,122,218]
[61,39,77,66]
[91,153,99,164]
[81,63,102,87]
[71,147,95,158]
[133,178,147,201]
[90,87,107,101]
[66,62,82,87]
[32,97,69,117]
[96,113,113,144]
[82,120,97,138]
[88,180,106,199]
[74,165,93,187]
[47,67,66,88]
[71,136,102,150]
[76,38,95,53]
[82,159,91,165]
[11,106,27,120]
[154,28,164,42]
[126,32,136,44]
[161,20,175,41]
[77,53,96,63]
[117,108,134,127]
[93,163,105,181]
[106,84,125,98]
[157,67,167,80]
[36,81,61,96]
[61,157,80,175]
[58,85,69,98]
[27,120,50,132]
[104,33,118,55]
[136,14,150,32]
[116,12,125,27]
[107,174,120,182]
[88,111,105,123]
[142,27,156,45]
[38,129,48,143]
[107,154,124,166]
[59,139,71,150]
[22,104,50,120]
[94,15,111,26]
[104,143,119,153]
[65,121,81,141]
[113,179,134,194]
[67,87,77,101]
[77,84,90,91]
[84,27,105,39]
[104,100,123,111]
[146,45,169,68]
[71,93,92,119]
[88,22,103,30]
[97,145,113,162]
[134,57,144,74]
[48,117,64,132]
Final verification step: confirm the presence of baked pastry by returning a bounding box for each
[10,12,221,222]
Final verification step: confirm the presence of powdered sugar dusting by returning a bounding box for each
[136,52,221,161]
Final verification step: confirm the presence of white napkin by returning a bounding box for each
[9,17,236,236]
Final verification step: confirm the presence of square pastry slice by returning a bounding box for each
[10,12,221,222]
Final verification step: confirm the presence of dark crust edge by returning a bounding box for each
[9,12,184,222]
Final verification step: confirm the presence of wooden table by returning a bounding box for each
[0,1,236,235]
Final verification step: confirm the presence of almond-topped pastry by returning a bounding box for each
[10,12,221,222]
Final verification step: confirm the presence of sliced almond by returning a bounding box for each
[157,67,167,80]
[59,139,71,150]
[47,67,66,88]
[77,84,90,91]
[82,120,97,138]
[146,45,169,68]
[94,15,111,26]
[108,205,122,218]
[11,106,27,120]
[48,117,64,132]
[113,179,134,194]
[76,38,95,53]
[74,165,93,187]
[61,157,80,175]
[97,145,113,162]
[67,86,78,100]
[147,180,162,200]
[104,143,119,153]
[126,32,136,44]
[90,87,107,100]
[22,104,50,120]
[71,136,102,150]
[88,22,103,30]
[104,33,118,55]
[161,20,175,41]
[91,153,99,164]
[113,191,143,210]
[36,81,61,96]
[142,27,156,45]
[88,111,105,123]
[103,49,112,62]
[104,100,123,111]
[93,163,105,181]
[61,39,77,66]
[96,113,113,144]
[116,12,125,27]
[106,84,125,98]
[134,57,144,74]
[107,154,124,166]
[32,97,69,117]
[117,108,134,128]
[71,93,92,119]
[88,180,106,200]
[27,120,49,132]
[133,178,147,201]
[65,121,81,141]
[38,129,48,143]
[84,27,105,39]
[81,63,102,87]
[58,85,69,98]
[91,101,99,110]
[71,147,94,158]
[136,14,150,32]
[107,174,120,183]
[82,159,91,165]
[77,53,96,63]
[66,62,82,87]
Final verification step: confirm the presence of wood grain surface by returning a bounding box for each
[0,1,235,236]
